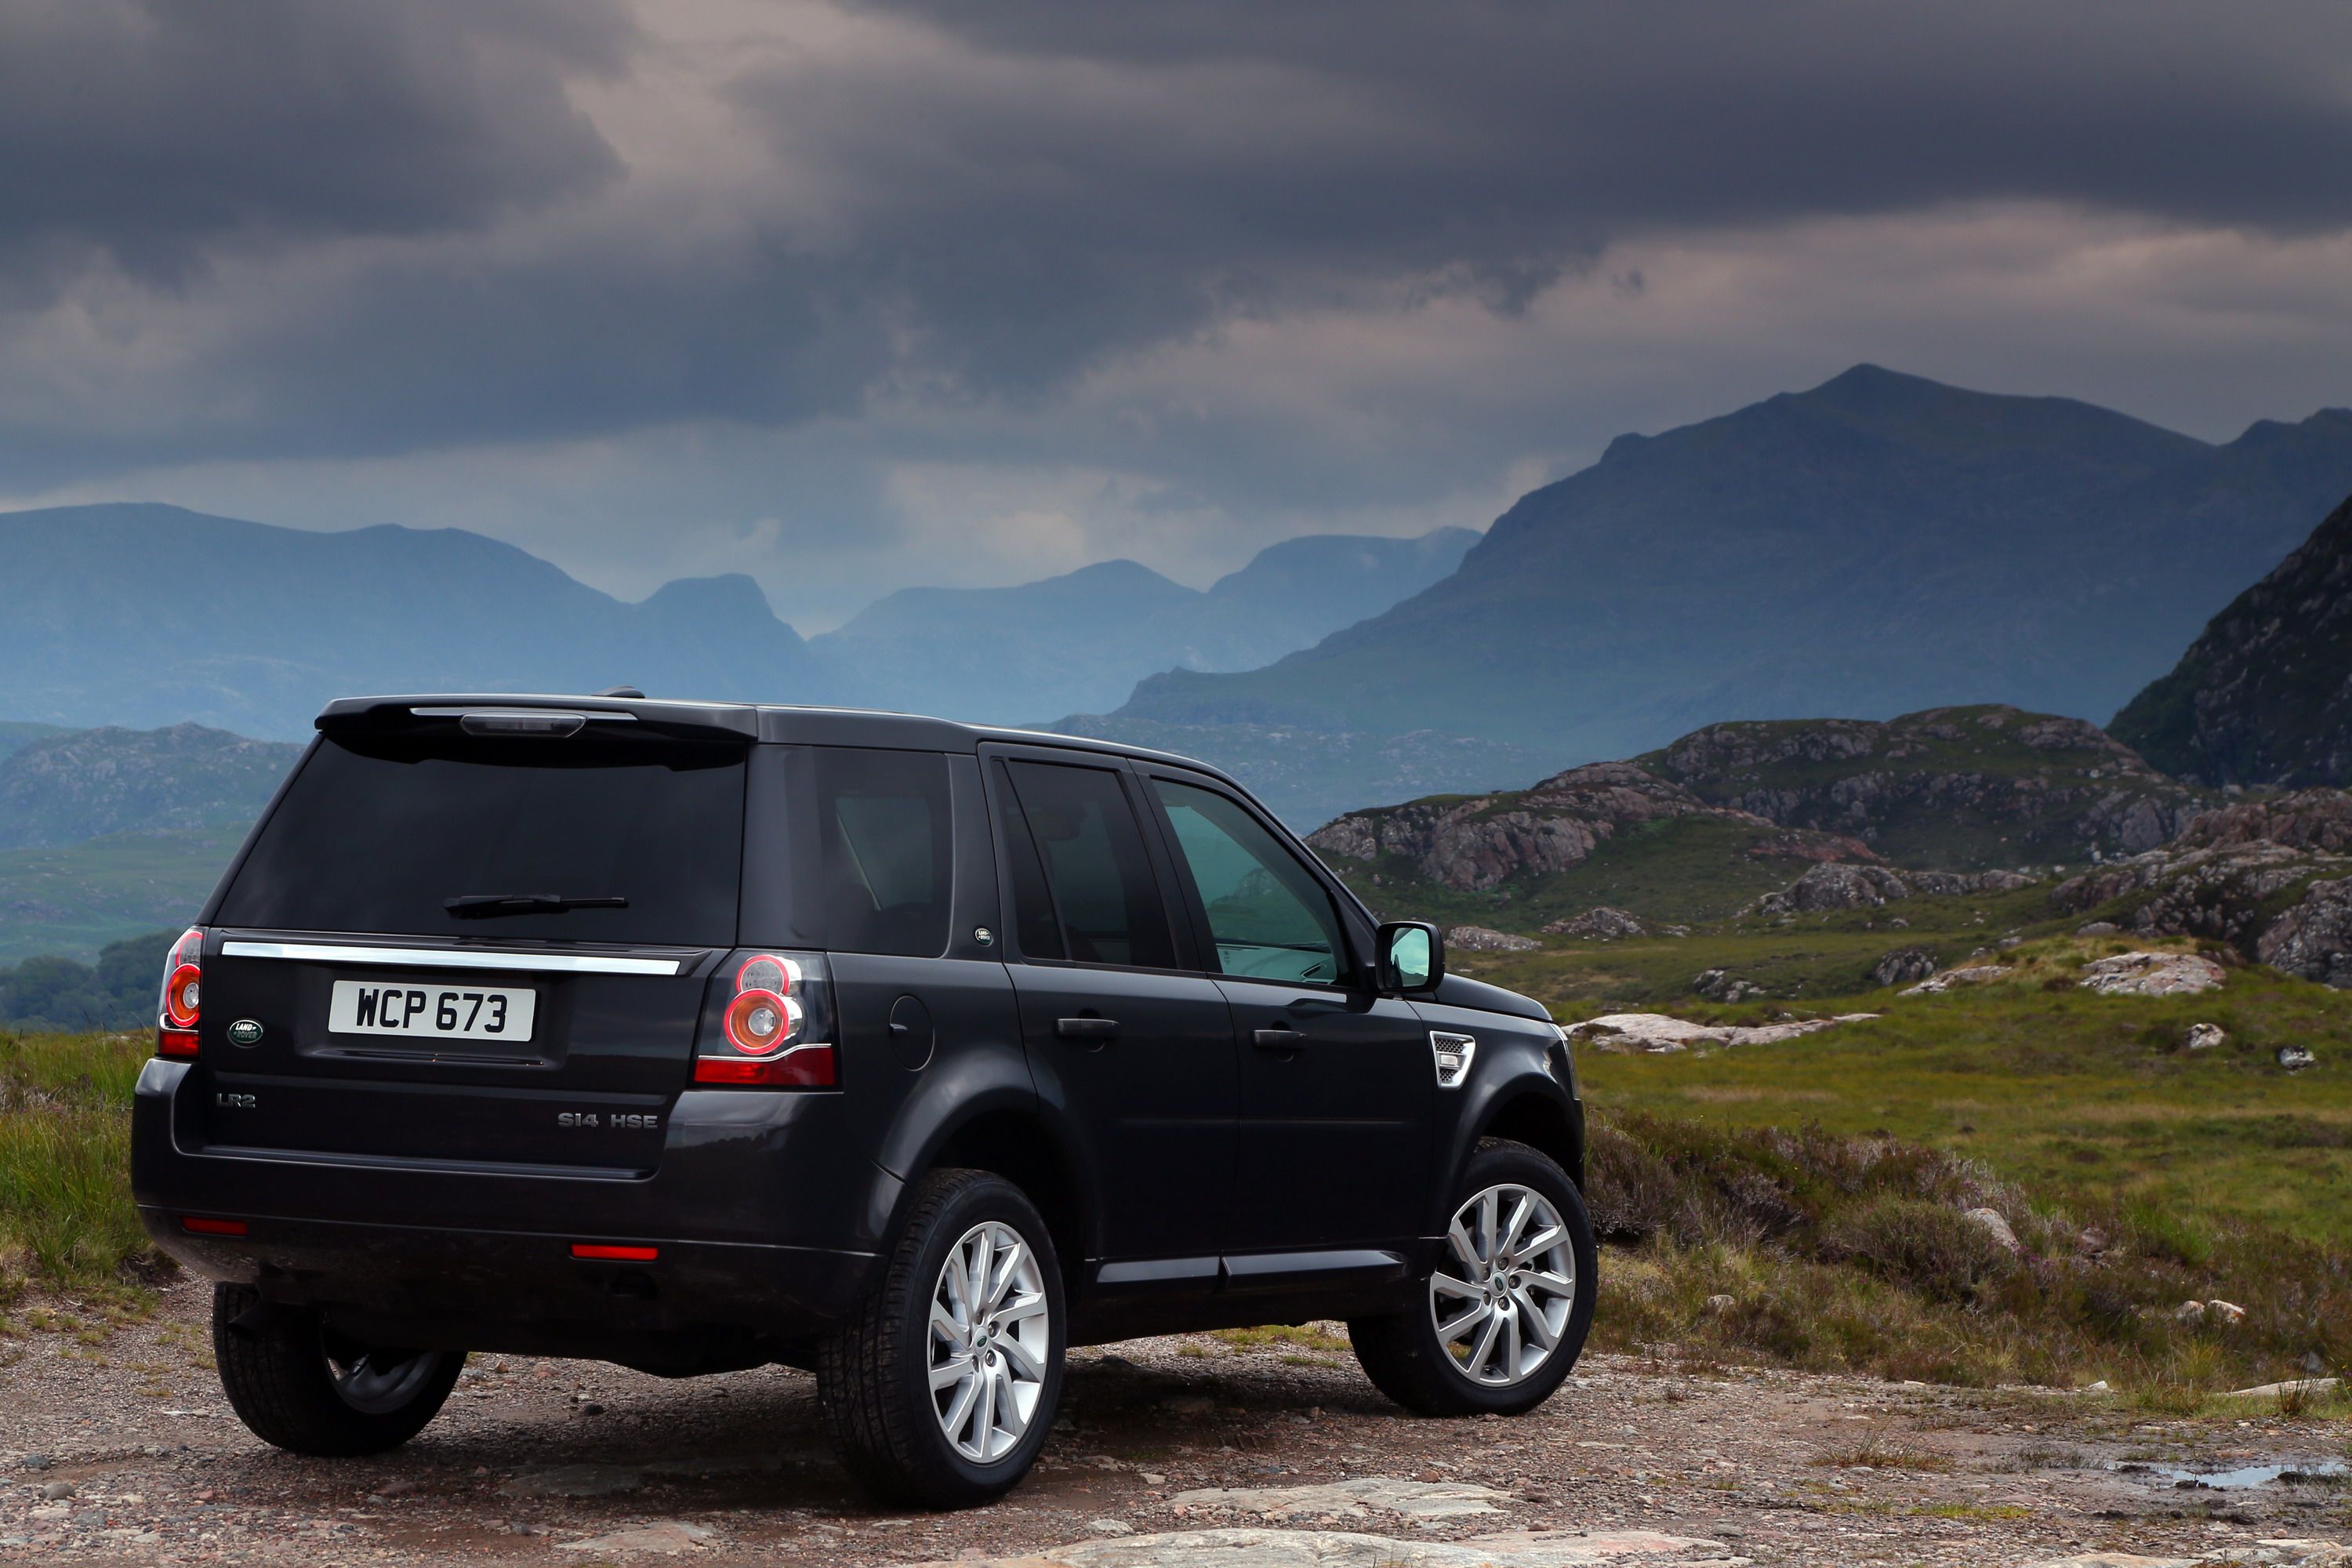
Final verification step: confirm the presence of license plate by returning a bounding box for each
[328,980,536,1042]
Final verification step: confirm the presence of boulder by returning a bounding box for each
[1751,861,2040,917]
[1693,968,1765,1003]
[1869,946,1940,988]
[1443,924,1541,953]
[1964,1208,2021,1254]
[1901,964,2013,996]
[1542,906,1646,940]
[2076,951,2227,997]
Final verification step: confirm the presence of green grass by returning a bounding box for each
[0,1030,156,1300]
[1587,1107,2351,1394]
[1569,941,2352,1247]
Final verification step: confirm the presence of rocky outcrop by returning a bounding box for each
[1749,862,2039,916]
[1901,964,2014,995]
[2256,877,2352,989]
[1543,906,1647,940]
[2077,950,2228,996]
[1869,946,1941,988]
[1567,1011,1878,1052]
[1643,705,2207,866]
[2169,788,2352,854]
[2114,490,2352,789]
[2051,835,2352,970]
[1443,924,1541,954]
[1306,760,1809,893]
[2049,792,2352,989]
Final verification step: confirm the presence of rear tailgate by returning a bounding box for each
[188,701,751,1174]
[191,935,718,1171]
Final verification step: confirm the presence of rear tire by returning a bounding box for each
[818,1170,1065,1509]
[1349,1138,1596,1417]
[212,1284,463,1455]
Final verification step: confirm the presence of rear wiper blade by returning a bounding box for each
[445,893,629,918]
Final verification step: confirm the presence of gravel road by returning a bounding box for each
[2,1282,2346,1566]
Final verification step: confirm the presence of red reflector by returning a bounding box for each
[694,1044,835,1087]
[180,1217,247,1236]
[571,1243,659,1261]
[158,1028,200,1059]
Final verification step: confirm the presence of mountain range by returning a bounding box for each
[1116,365,2352,766]
[0,503,1475,740]
[808,528,1475,724]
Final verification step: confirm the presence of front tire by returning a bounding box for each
[212,1284,463,1455]
[818,1170,1066,1508]
[1350,1138,1596,1416]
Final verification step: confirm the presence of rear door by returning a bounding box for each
[982,746,1236,1294]
[1137,768,1432,1266]
[195,711,749,1172]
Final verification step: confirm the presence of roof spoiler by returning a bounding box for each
[316,693,760,744]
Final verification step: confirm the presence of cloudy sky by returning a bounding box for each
[5,0,2350,628]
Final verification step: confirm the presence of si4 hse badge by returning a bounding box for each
[227,1019,264,1047]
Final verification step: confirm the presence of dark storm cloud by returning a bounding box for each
[0,0,631,287]
[3,0,2350,484]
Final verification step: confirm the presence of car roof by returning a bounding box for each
[313,692,1248,791]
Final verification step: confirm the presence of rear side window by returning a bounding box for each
[216,733,746,945]
[1004,760,1175,969]
[788,746,954,958]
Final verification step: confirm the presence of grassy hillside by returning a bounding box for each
[0,822,241,964]
[0,723,299,850]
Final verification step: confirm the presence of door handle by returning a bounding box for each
[1252,1027,1307,1050]
[1057,1017,1120,1042]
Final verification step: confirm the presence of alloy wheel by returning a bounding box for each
[927,1220,1051,1463]
[1429,1182,1577,1387]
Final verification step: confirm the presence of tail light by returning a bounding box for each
[695,950,836,1087]
[157,926,205,1058]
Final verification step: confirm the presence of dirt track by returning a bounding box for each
[2,1281,2347,1566]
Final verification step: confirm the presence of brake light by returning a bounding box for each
[697,949,836,1089]
[572,1243,659,1261]
[158,926,204,1058]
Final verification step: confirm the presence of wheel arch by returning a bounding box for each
[1462,1078,1586,1194]
[892,1102,1094,1307]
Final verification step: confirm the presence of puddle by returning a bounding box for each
[2119,1458,2348,1490]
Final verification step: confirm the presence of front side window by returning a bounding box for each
[1003,760,1175,969]
[1152,779,1346,984]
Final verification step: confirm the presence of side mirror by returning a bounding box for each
[1377,920,1445,994]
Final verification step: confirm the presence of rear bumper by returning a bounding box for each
[132,1058,885,1359]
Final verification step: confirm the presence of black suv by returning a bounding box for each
[132,695,1594,1507]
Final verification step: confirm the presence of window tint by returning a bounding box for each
[790,747,954,957]
[216,733,745,945]
[1004,760,1175,969]
[992,761,1065,960]
[1152,779,1346,984]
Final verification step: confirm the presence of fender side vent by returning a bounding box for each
[1430,1031,1477,1089]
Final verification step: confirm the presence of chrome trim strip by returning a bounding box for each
[220,941,682,976]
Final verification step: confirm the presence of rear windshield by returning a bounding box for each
[216,733,746,945]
